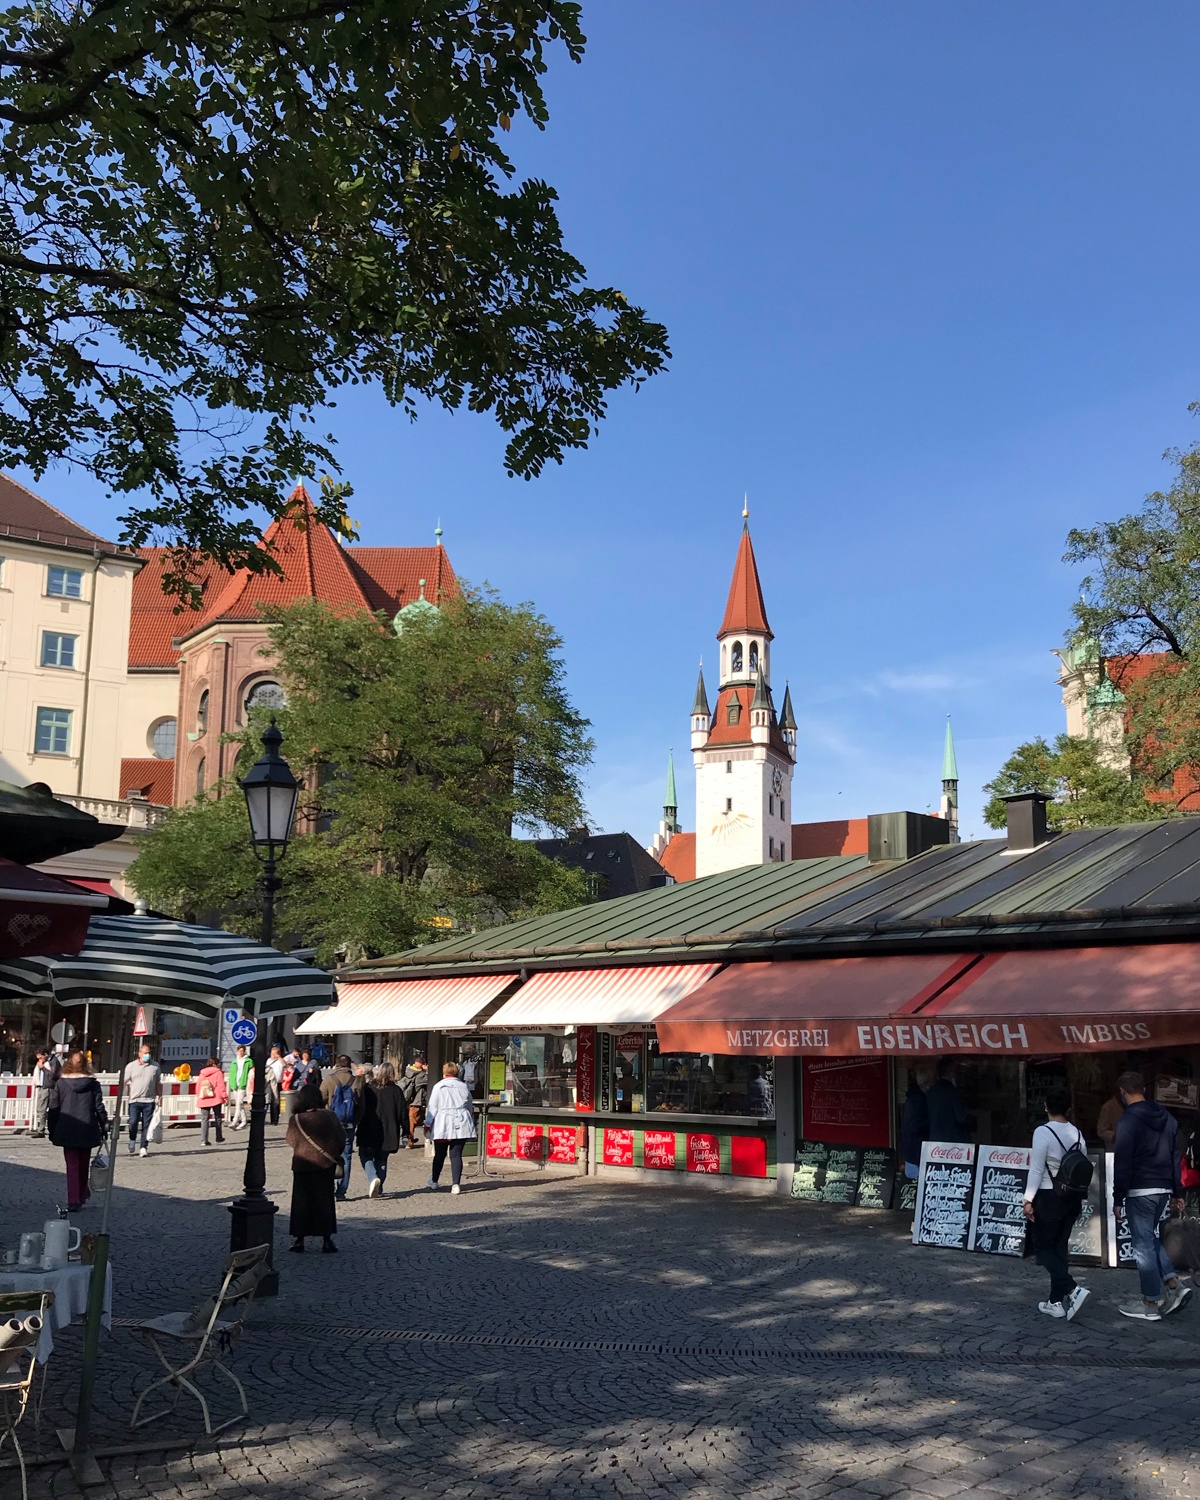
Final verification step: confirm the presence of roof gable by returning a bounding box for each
[0,473,115,553]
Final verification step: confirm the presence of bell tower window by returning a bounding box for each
[749,642,759,674]
[731,641,743,674]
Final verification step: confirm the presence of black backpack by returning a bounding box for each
[1048,1124,1093,1196]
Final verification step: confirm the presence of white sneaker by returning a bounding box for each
[1064,1285,1090,1321]
[1037,1299,1067,1318]
[450,1184,461,1195]
[427,1176,437,1189]
[368,1178,381,1198]
[139,1147,148,1158]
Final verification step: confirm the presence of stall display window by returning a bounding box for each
[611,1032,645,1114]
[455,1037,489,1101]
[499,1034,576,1109]
[646,1041,774,1118]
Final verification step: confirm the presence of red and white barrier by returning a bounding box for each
[0,1075,203,1130]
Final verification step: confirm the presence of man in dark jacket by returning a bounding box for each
[899,1064,935,1178]
[1113,1070,1190,1321]
[924,1059,975,1144]
[320,1057,365,1200]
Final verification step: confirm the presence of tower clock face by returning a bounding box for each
[772,766,784,795]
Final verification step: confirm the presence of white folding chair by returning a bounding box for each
[0,1290,55,1500]
[130,1244,269,1436]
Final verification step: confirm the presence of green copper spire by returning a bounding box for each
[691,665,710,718]
[942,715,958,784]
[663,751,679,833]
[780,681,796,731]
[751,665,772,711]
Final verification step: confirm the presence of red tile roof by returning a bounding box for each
[344,545,457,614]
[790,818,869,859]
[703,685,792,756]
[657,832,696,883]
[120,758,175,806]
[0,473,117,553]
[129,549,221,668]
[718,525,771,637]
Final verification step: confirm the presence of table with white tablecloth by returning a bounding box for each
[0,1262,112,1362]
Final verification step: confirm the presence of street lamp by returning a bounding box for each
[228,719,300,1295]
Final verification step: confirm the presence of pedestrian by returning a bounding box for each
[320,1055,364,1199]
[1021,1083,1090,1321]
[123,1043,162,1158]
[47,1050,107,1212]
[1113,1070,1192,1320]
[286,1082,345,1253]
[196,1056,228,1146]
[266,1044,285,1125]
[746,1065,773,1116]
[401,1056,429,1149]
[900,1063,935,1179]
[1096,1085,1124,1151]
[425,1061,476,1195]
[287,1048,320,1097]
[227,1045,253,1130]
[358,1063,406,1198]
[29,1048,60,1138]
[925,1058,976,1144]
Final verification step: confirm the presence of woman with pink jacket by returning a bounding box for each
[195,1056,228,1146]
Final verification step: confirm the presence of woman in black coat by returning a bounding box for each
[358,1064,407,1198]
[285,1082,346,1253]
[47,1051,108,1212]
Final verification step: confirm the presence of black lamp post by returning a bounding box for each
[228,719,300,1295]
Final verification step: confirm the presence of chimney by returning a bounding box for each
[1002,791,1052,852]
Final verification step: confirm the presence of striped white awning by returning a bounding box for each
[296,973,517,1035]
[484,963,721,1029]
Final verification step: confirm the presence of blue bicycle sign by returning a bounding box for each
[230,1018,258,1046]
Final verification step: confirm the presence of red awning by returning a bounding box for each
[486,963,722,1029]
[0,859,108,957]
[296,973,517,1035]
[653,954,976,1055]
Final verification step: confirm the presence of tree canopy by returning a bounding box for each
[981,734,1150,831]
[0,1,669,601]
[1066,436,1200,809]
[128,589,593,960]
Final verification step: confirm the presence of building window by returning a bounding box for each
[769,836,775,857]
[768,794,774,815]
[196,689,209,735]
[498,1034,577,1110]
[150,718,177,760]
[749,641,759,674]
[727,699,741,726]
[731,641,743,674]
[725,797,733,813]
[244,679,287,716]
[195,756,206,795]
[34,707,72,755]
[647,1041,774,1117]
[40,631,77,669]
[780,801,785,821]
[47,566,83,598]
[726,759,732,774]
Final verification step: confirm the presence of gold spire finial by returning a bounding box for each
[742,492,749,521]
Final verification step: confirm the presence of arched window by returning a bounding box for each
[195,756,206,796]
[749,641,759,674]
[244,679,287,716]
[150,718,177,760]
[196,689,209,735]
[731,641,743,674]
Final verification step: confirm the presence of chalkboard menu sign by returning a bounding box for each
[897,1177,918,1211]
[968,1145,1031,1257]
[913,1141,976,1249]
[1105,1150,1168,1267]
[855,1149,897,1210]
[792,1140,829,1201]
[822,1147,862,1205]
[1067,1154,1104,1264]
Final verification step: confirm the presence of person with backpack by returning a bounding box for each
[320,1055,364,1199]
[400,1057,429,1149]
[1022,1083,1092,1321]
[1112,1070,1191,1321]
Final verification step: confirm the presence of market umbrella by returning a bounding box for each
[0,913,333,1018]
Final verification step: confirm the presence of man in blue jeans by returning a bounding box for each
[1113,1070,1191,1321]
[321,1055,363,1199]
[123,1046,162,1158]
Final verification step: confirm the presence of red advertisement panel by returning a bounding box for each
[602,1128,634,1167]
[686,1132,721,1174]
[576,1026,596,1112]
[802,1056,891,1149]
[548,1126,578,1164]
[643,1129,677,1170]
[486,1122,513,1158]
[730,1134,768,1178]
[516,1124,545,1161]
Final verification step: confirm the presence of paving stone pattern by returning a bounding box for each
[2,1125,1199,1499]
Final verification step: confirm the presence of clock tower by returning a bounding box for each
[691,508,795,878]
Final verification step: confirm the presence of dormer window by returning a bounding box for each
[727,697,741,726]
[731,641,743,674]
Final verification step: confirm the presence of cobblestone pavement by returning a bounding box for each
[2,1124,1199,1499]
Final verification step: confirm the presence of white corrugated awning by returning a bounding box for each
[296,973,517,1034]
[484,963,721,1029]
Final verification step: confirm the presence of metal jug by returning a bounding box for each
[41,1219,80,1270]
[17,1232,43,1269]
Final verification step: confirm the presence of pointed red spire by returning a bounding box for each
[718,522,771,638]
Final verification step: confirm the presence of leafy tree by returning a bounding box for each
[129,589,593,959]
[1066,436,1200,809]
[0,1,669,601]
[981,734,1150,831]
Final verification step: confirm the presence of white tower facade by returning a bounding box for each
[692,516,795,879]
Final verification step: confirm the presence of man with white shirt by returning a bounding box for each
[29,1049,59,1138]
[266,1044,285,1125]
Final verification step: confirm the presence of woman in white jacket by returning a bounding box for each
[425,1062,477,1195]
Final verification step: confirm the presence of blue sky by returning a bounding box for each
[17,3,1200,842]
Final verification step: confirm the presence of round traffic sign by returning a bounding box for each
[223,1007,241,1026]
[50,1021,75,1045]
[230,1018,258,1046]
